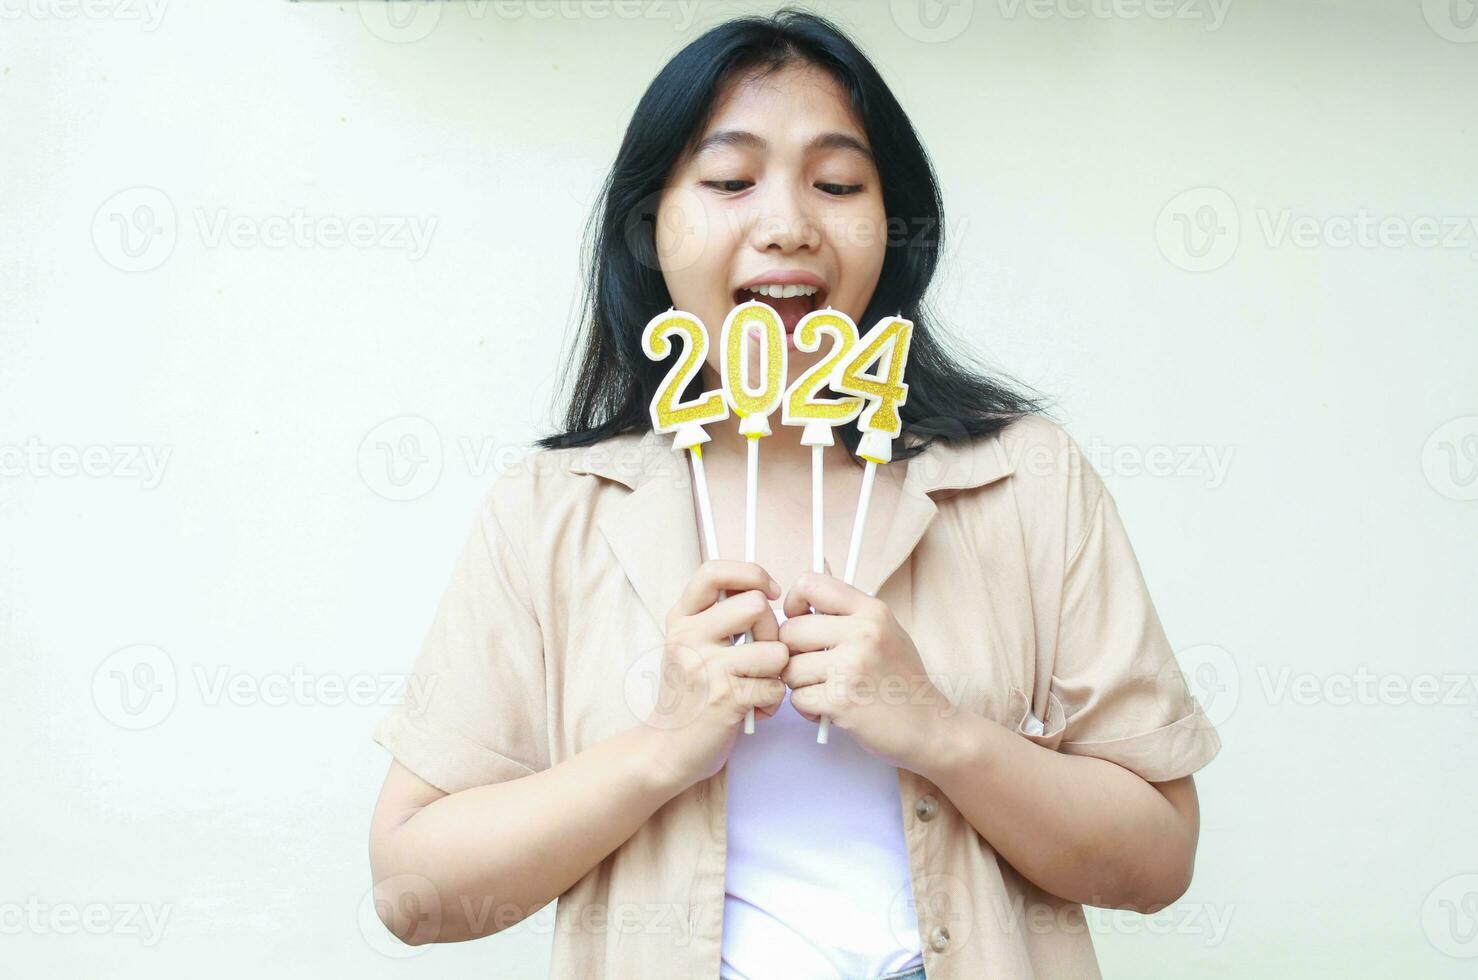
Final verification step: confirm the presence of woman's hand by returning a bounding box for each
[647,560,788,792]
[780,571,953,771]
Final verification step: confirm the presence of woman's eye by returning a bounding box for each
[701,179,752,193]
[817,182,864,196]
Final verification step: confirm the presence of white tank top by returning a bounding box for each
[720,602,926,980]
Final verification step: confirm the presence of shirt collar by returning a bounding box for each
[567,424,1015,627]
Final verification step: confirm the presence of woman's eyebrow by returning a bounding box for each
[692,129,874,162]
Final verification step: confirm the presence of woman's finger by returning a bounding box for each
[671,560,779,620]
[782,570,871,619]
[781,648,840,691]
[788,684,832,724]
[734,676,786,714]
[777,612,846,653]
[725,640,790,678]
[693,589,778,642]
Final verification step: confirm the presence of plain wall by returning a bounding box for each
[2,0,1475,975]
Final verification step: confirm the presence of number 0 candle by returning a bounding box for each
[719,300,787,735]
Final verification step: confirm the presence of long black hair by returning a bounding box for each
[535,7,1045,461]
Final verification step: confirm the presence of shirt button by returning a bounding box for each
[914,794,939,822]
[928,924,951,952]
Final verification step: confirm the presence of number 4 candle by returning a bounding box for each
[781,308,865,578]
[816,312,914,744]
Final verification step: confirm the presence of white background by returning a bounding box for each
[2,0,1475,976]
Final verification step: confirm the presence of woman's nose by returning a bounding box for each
[748,183,821,253]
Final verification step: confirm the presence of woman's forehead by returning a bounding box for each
[705,63,864,138]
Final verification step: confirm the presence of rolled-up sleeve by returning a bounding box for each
[1048,461,1221,784]
[373,475,550,794]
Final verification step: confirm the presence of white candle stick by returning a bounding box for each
[811,444,825,574]
[642,309,763,733]
[721,301,787,735]
[820,313,915,744]
[780,308,869,744]
[841,454,877,588]
[686,440,743,683]
[689,441,721,564]
[746,434,759,565]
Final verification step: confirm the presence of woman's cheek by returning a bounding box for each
[654,185,715,278]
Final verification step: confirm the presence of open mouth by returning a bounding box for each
[732,283,828,335]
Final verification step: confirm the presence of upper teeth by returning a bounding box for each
[744,283,819,299]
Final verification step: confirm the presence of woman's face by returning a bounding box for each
[655,62,887,387]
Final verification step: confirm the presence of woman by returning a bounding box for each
[368,10,1219,980]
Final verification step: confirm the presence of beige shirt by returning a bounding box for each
[373,414,1220,979]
